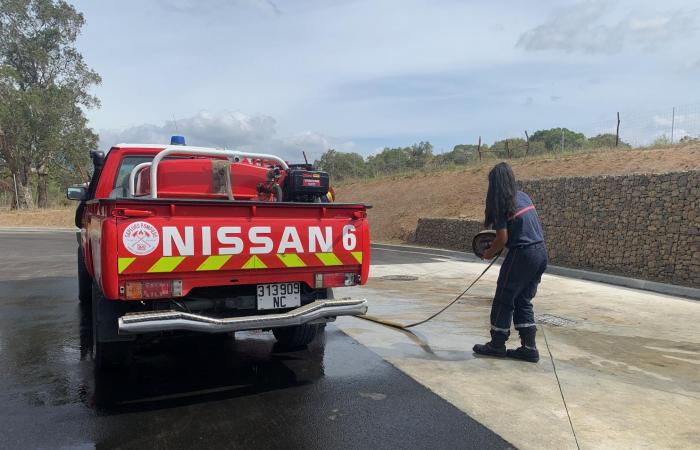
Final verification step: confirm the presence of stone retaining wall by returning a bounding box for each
[413,171,699,288]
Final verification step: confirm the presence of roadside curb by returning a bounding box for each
[372,242,700,301]
[0,227,77,233]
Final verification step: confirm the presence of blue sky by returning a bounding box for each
[72,0,700,160]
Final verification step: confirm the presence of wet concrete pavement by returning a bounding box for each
[0,232,512,449]
[335,249,700,450]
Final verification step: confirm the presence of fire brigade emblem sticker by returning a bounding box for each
[123,221,160,256]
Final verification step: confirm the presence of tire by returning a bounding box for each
[91,283,133,370]
[78,248,92,304]
[273,323,320,349]
[272,288,332,348]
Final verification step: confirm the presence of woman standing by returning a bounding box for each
[474,162,548,363]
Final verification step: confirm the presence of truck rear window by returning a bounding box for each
[112,156,153,197]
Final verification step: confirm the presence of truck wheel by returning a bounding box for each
[272,288,332,348]
[273,323,320,349]
[78,248,92,304]
[91,283,133,370]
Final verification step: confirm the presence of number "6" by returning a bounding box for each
[342,225,356,250]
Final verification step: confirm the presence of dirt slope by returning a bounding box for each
[335,145,700,242]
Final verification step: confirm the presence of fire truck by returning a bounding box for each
[67,136,369,368]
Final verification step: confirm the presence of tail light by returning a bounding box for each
[120,280,182,300]
[315,272,358,288]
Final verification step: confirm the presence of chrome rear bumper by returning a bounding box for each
[118,298,367,334]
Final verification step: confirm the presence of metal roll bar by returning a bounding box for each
[128,162,151,197]
[127,146,289,199]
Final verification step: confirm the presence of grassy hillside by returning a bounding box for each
[335,144,700,242]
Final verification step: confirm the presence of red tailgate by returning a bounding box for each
[113,201,369,300]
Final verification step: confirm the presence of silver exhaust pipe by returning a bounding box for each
[118,298,367,334]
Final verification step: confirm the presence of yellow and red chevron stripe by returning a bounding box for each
[118,251,363,274]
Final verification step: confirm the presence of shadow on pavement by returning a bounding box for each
[78,302,326,415]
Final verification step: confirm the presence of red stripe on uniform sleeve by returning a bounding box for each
[508,205,535,220]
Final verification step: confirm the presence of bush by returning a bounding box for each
[587,133,631,149]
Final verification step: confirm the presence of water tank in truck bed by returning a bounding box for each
[135,158,283,200]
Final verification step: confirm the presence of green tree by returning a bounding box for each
[406,141,433,168]
[529,128,586,152]
[366,141,433,175]
[0,0,100,208]
[366,147,410,174]
[314,148,367,180]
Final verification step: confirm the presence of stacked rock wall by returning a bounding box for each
[413,171,699,287]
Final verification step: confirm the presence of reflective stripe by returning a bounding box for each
[315,252,343,266]
[120,251,359,273]
[490,325,510,333]
[277,253,306,268]
[509,205,535,221]
[514,322,537,328]
[197,255,231,271]
[242,255,266,269]
[118,257,136,274]
[148,256,185,273]
[523,345,537,350]
[351,251,363,264]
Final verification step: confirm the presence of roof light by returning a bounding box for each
[170,135,186,145]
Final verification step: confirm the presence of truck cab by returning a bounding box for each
[69,138,369,368]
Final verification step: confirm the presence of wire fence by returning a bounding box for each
[333,103,700,182]
[587,103,700,147]
[486,103,700,153]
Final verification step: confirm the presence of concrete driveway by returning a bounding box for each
[336,244,700,450]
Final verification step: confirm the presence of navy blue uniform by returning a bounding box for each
[490,191,548,338]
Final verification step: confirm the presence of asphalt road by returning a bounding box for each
[0,231,511,449]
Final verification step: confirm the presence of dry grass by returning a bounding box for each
[335,144,700,241]
[0,208,75,228]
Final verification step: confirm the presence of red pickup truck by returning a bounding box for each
[68,138,369,368]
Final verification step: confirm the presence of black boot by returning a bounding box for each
[506,327,539,363]
[473,330,508,358]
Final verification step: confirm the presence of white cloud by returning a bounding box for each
[99,110,349,162]
[99,111,276,149]
[517,1,696,54]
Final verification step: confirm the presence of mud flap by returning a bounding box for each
[92,284,136,343]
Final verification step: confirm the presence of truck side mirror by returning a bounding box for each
[66,185,87,201]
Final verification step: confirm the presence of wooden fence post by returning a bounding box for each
[505,140,510,158]
[477,136,482,161]
[615,112,620,147]
[524,130,530,155]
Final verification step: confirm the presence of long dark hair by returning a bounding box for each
[484,162,517,228]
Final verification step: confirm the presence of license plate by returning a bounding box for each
[256,282,301,310]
